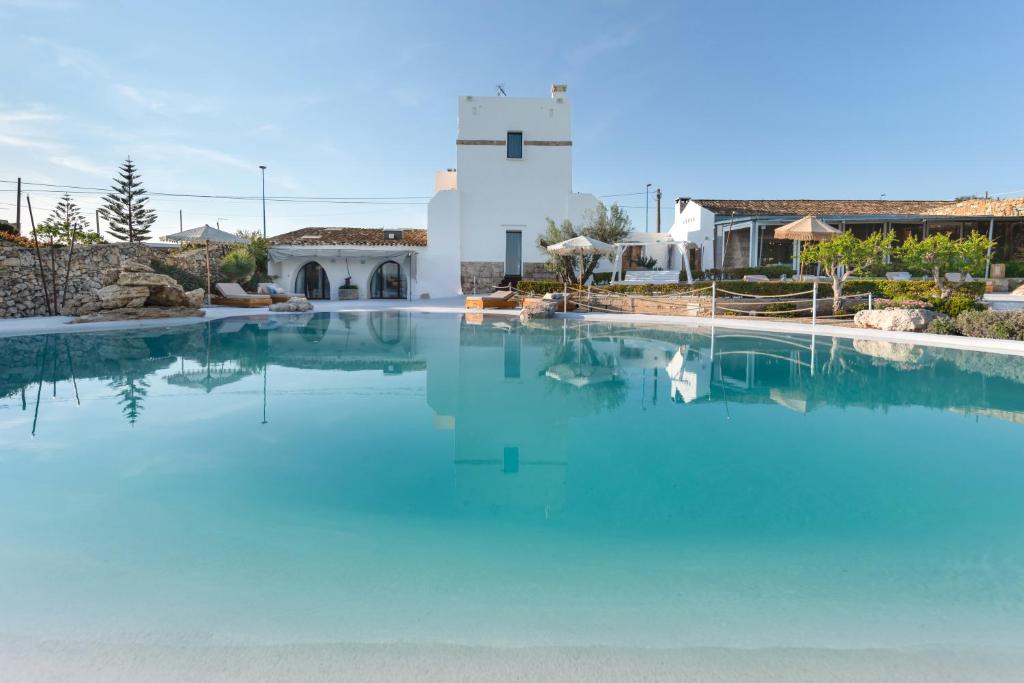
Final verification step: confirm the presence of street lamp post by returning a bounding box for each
[259,165,267,238]
[645,183,652,232]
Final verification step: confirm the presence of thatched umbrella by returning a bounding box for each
[163,225,246,304]
[772,215,841,276]
[546,235,614,285]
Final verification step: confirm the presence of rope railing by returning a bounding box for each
[500,280,876,326]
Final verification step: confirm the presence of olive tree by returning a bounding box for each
[896,232,994,298]
[800,231,894,314]
[537,201,631,284]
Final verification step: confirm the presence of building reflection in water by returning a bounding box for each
[5,312,1024,512]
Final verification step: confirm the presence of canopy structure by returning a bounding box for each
[162,225,246,244]
[547,236,614,285]
[162,225,247,305]
[772,215,841,241]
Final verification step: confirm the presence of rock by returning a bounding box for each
[117,271,179,288]
[519,302,556,323]
[852,339,924,363]
[96,284,151,309]
[185,288,205,308]
[853,308,944,332]
[146,284,189,307]
[269,297,313,312]
[119,259,154,273]
[71,306,207,323]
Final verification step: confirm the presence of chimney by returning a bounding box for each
[551,84,567,99]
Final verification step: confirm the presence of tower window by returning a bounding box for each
[506,132,523,159]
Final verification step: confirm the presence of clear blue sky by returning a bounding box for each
[2,0,1022,238]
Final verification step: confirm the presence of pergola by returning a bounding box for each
[609,238,696,284]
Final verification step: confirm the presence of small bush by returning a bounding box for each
[930,294,984,318]
[762,302,797,318]
[955,310,1024,340]
[220,247,256,284]
[1004,261,1024,278]
[592,272,613,284]
[926,317,960,336]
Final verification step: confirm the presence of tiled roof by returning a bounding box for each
[687,198,953,217]
[923,197,1024,217]
[270,227,427,247]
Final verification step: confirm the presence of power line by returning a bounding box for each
[0,179,430,204]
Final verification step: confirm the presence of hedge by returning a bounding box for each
[515,278,986,300]
[1004,261,1024,278]
[928,310,1024,340]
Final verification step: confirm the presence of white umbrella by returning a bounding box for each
[163,225,247,305]
[546,235,614,285]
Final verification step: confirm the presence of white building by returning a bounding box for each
[268,84,599,300]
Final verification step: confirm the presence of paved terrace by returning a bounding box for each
[2,296,1024,356]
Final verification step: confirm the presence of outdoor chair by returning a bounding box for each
[466,289,518,310]
[257,282,305,303]
[212,282,273,308]
[886,272,912,281]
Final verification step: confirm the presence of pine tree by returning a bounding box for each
[42,193,96,244]
[100,157,156,242]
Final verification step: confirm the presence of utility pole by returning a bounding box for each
[15,177,22,235]
[259,165,267,238]
[655,188,662,233]
[645,183,652,232]
[179,209,183,232]
[95,209,100,236]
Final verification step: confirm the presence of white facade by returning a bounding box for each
[668,199,717,271]
[430,84,599,292]
[269,84,599,299]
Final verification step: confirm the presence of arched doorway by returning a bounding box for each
[369,260,407,299]
[295,261,330,300]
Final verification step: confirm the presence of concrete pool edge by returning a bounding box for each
[1,296,1024,357]
[2,638,1022,683]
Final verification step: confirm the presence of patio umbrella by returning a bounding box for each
[772,215,841,241]
[771,215,840,277]
[546,235,614,286]
[163,225,247,304]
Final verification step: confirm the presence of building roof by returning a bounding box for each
[686,198,953,217]
[269,227,427,247]
[923,197,1024,217]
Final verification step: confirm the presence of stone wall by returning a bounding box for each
[461,260,555,293]
[0,243,236,318]
[0,244,152,318]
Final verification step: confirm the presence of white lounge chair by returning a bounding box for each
[886,271,912,281]
[742,274,770,282]
[945,272,974,283]
[623,270,679,284]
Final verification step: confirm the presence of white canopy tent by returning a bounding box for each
[610,238,696,284]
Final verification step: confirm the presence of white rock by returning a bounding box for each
[853,308,943,332]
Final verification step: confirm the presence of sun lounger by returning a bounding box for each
[257,282,305,303]
[212,282,272,308]
[742,274,770,282]
[886,272,912,281]
[945,272,974,283]
[466,289,518,310]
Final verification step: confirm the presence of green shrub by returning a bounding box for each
[150,259,205,291]
[926,317,959,336]
[1004,261,1024,278]
[220,247,256,284]
[762,302,797,318]
[592,271,613,284]
[956,310,1024,340]
[692,265,795,280]
[929,294,984,318]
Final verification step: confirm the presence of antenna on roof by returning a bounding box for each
[496,84,508,96]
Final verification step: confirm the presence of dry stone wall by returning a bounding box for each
[0,243,233,318]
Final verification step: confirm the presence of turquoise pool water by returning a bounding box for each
[1,312,1023,656]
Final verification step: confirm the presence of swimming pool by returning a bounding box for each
[2,311,1023,678]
